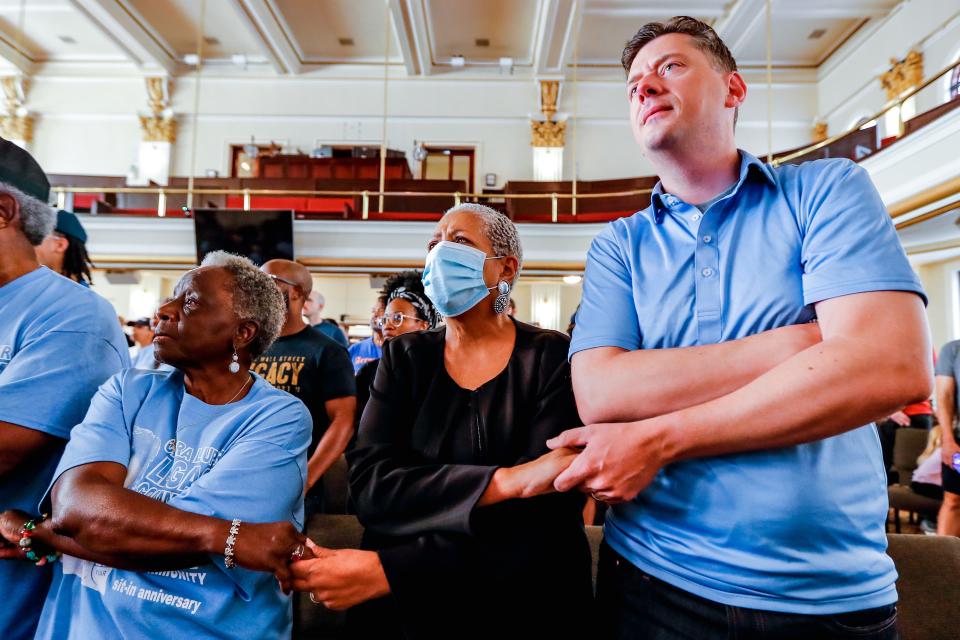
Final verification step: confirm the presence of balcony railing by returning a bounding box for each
[51,59,960,224]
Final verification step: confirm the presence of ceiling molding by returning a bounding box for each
[582,1,726,19]
[70,0,176,74]
[388,0,421,76]
[713,0,767,56]
[535,0,577,75]
[232,0,302,74]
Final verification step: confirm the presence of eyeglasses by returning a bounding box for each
[376,312,423,328]
[267,273,303,291]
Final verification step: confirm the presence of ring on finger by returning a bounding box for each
[591,492,604,502]
[290,544,304,562]
[309,592,320,605]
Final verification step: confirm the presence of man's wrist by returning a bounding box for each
[644,415,684,466]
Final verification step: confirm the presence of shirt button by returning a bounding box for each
[702,235,712,243]
[701,267,714,277]
[692,213,702,221]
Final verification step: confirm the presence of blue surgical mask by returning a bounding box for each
[422,241,503,318]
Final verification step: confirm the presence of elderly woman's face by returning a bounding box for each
[153,267,240,368]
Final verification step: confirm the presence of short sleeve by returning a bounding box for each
[0,331,127,439]
[799,161,925,306]
[316,343,356,401]
[40,373,132,509]
[936,342,958,377]
[569,225,642,358]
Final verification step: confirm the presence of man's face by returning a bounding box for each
[131,325,153,346]
[626,33,741,153]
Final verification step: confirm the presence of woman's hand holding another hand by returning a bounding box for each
[289,539,390,610]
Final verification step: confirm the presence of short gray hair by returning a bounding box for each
[443,203,523,281]
[0,180,55,246]
[198,251,285,357]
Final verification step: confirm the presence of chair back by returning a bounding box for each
[891,428,929,486]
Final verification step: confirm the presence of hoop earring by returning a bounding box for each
[493,281,511,315]
[229,347,240,374]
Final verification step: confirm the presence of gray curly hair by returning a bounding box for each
[0,180,55,246]
[198,251,285,358]
[442,203,523,281]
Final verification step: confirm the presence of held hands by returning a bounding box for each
[230,521,306,583]
[288,540,390,610]
[508,447,581,499]
[547,421,670,504]
[888,411,911,427]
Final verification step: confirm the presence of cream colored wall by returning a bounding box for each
[818,1,960,134]
[25,69,815,185]
[917,259,960,352]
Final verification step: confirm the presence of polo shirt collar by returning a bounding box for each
[650,150,776,224]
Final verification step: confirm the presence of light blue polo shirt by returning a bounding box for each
[571,151,924,614]
[34,368,311,640]
[0,267,129,640]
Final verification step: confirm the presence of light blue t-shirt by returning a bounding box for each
[571,152,924,614]
[34,368,311,640]
[130,342,174,372]
[348,336,382,374]
[0,266,129,640]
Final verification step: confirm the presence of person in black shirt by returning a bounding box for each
[254,259,356,517]
[289,204,592,638]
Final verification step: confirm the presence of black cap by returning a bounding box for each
[125,317,151,328]
[0,137,49,203]
[56,210,87,243]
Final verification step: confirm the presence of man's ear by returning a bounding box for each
[725,71,747,109]
[0,192,20,230]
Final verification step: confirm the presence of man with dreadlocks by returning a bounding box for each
[35,210,94,287]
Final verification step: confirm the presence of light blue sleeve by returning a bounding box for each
[569,224,643,358]
[40,373,133,510]
[799,160,925,306]
[166,406,310,599]
[0,331,127,439]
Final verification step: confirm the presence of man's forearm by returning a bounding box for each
[938,408,956,445]
[573,323,821,424]
[306,419,353,490]
[657,335,931,464]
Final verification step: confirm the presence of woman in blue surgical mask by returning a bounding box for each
[289,204,593,637]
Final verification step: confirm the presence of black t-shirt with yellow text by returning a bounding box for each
[252,325,355,456]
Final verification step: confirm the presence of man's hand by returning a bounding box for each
[547,421,670,504]
[289,541,390,610]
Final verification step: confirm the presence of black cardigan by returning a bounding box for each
[346,320,593,638]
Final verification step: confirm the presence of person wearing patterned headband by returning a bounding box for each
[354,273,439,425]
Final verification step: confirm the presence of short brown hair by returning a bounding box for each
[621,16,737,75]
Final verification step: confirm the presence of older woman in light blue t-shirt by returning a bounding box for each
[0,252,312,640]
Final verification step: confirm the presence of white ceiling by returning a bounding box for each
[0,0,904,76]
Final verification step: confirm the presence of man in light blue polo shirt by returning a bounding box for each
[549,16,931,639]
[0,138,129,640]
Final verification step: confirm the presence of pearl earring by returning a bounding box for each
[229,349,240,374]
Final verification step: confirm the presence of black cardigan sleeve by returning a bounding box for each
[347,337,498,537]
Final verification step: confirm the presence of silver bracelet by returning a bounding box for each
[224,518,241,569]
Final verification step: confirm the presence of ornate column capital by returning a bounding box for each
[880,50,923,101]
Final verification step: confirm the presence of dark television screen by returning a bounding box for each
[194,209,294,265]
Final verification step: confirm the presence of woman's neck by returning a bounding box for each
[444,303,513,349]
[182,364,252,404]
